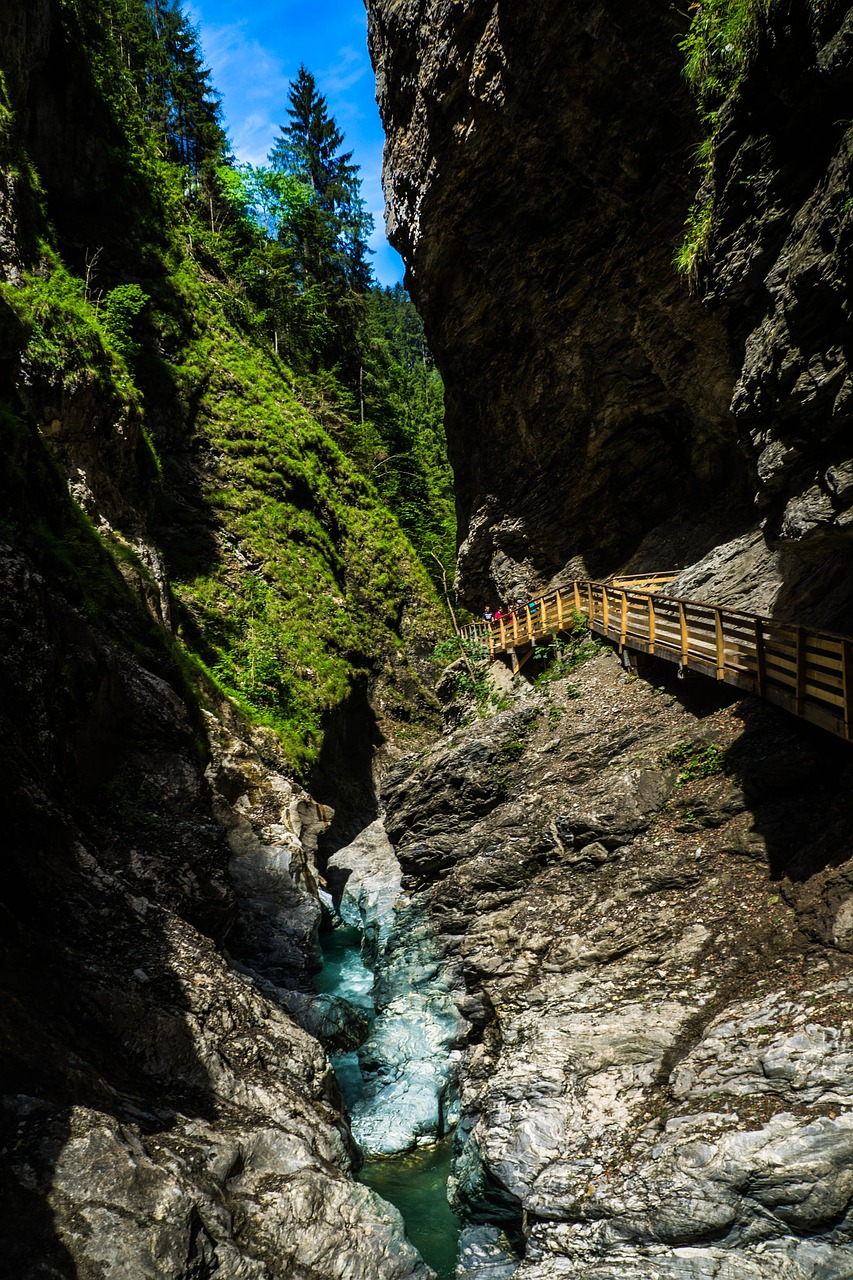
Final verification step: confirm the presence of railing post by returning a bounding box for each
[678,601,689,667]
[556,589,564,631]
[524,604,532,640]
[499,617,506,651]
[648,595,656,654]
[602,585,610,635]
[843,640,852,739]
[795,627,806,715]
[620,590,628,650]
[714,608,725,680]
[574,581,582,616]
[587,581,593,625]
[512,610,519,646]
[754,618,766,695]
[540,596,547,633]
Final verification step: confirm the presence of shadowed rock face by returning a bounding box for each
[367,0,742,605]
[0,540,431,1280]
[367,0,853,627]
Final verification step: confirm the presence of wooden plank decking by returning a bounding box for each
[460,577,853,743]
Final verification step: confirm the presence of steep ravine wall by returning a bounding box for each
[367,0,853,628]
[0,1,441,1274]
[363,1,853,1276]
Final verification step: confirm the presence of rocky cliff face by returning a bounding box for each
[0,1,439,1273]
[367,0,853,628]
[0,530,431,1278]
[373,653,853,1277]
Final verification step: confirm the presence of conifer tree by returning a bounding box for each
[124,0,226,176]
[269,66,373,291]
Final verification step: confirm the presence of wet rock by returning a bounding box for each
[4,1096,432,1280]
[328,820,468,1155]
[206,713,332,988]
[328,818,403,964]
[455,1224,521,1280]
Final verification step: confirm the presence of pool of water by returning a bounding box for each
[360,1138,461,1280]
[314,923,374,1012]
[315,920,462,1278]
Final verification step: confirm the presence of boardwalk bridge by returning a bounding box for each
[461,573,853,743]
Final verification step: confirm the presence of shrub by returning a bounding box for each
[100,283,149,360]
[535,609,602,684]
[660,740,728,785]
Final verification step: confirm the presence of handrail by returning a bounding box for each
[611,571,678,593]
[459,577,853,743]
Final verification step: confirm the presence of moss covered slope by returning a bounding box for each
[0,0,446,776]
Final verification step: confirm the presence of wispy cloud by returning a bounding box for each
[187,9,291,163]
[320,46,369,101]
[187,0,403,282]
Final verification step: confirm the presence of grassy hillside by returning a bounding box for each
[0,0,448,776]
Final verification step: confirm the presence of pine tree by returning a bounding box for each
[269,66,373,291]
[123,0,227,176]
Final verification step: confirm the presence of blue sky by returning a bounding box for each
[186,0,405,286]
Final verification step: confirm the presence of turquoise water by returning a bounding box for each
[315,923,373,1109]
[316,921,461,1279]
[314,923,374,1011]
[360,1138,461,1280]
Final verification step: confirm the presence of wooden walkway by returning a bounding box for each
[461,573,853,742]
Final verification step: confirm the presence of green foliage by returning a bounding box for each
[432,634,508,716]
[660,740,728,785]
[673,198,714,280]
[1,0,451,776]
[159,286,446,768]
[535,608,602,684]
[675,0,768,278]
[354,285,455,581]
[2,257,140,409]
[101,284,149,360]
[0,405,155,643]
[270,64,373,292]
[198,75,456,587]
[0,70,13,144]
[675,0,773,277]
[679,0,771,114]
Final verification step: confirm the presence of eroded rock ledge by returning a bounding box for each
[378,652,853,1276]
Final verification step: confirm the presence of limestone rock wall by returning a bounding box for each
[367,0,741,604]
[379,654,853,1277]
[670,0,853,627]
[0,537,430,1278]
[367,0,853,627]
[0,5,433,1270]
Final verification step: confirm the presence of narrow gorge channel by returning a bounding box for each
[315,820,466,1279]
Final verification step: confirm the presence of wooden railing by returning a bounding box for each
[611,571,678,593]
[460,578,853,742]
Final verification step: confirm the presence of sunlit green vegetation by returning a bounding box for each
[1,0,453,772]
[674,0,772,278]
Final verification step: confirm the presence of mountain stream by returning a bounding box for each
[314,820,464,1278]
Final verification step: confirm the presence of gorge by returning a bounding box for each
[3,1,853,1278]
